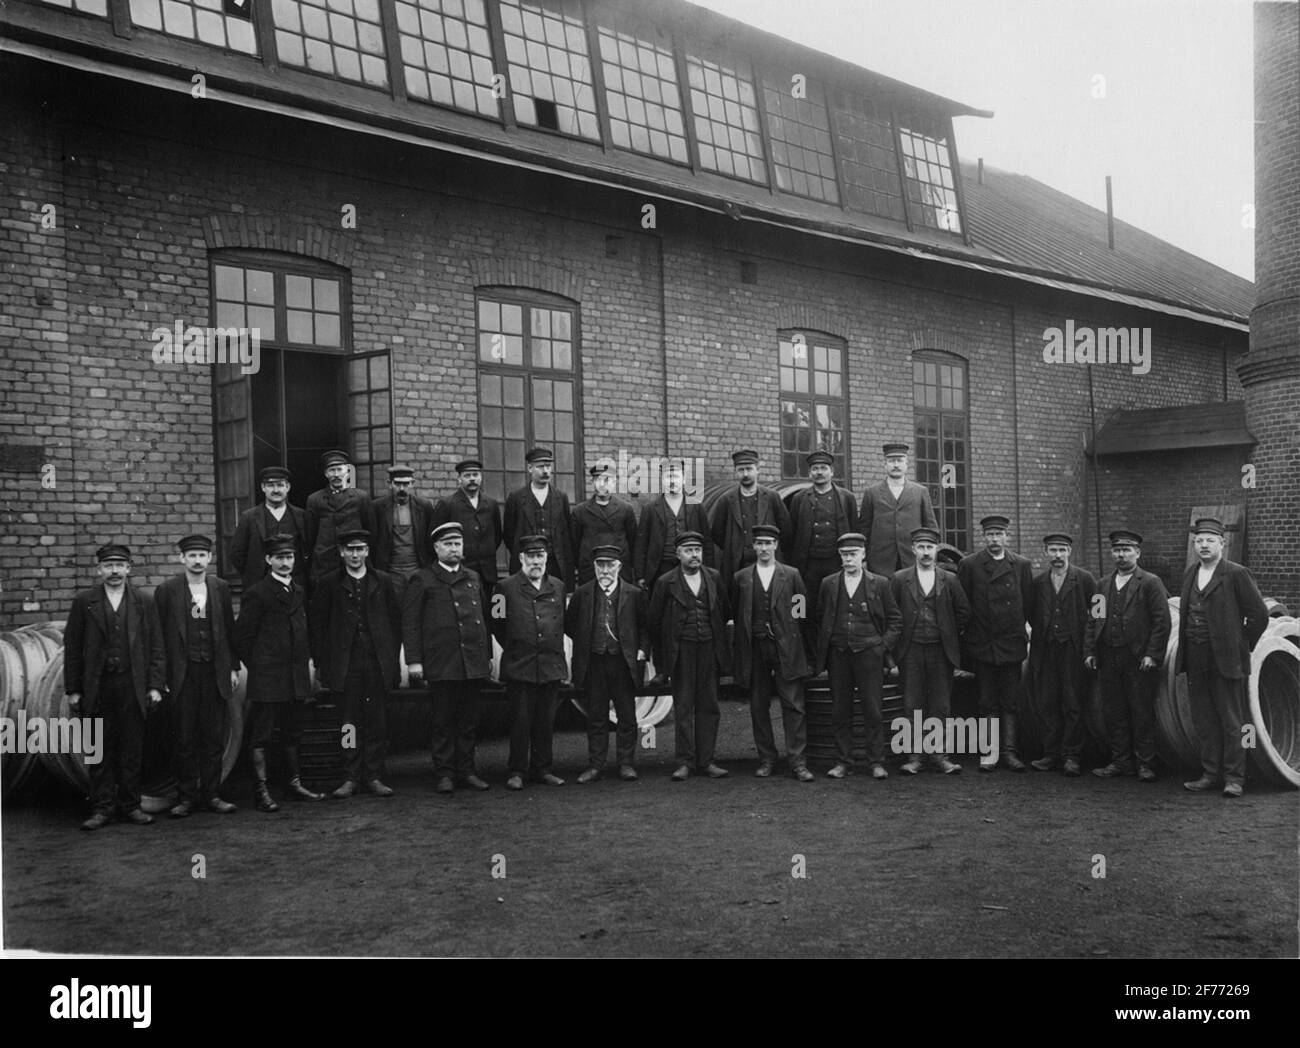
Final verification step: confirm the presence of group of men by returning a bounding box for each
[62,442,1270,829]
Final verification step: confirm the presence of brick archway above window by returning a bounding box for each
[201,215,355,268]
[469,257,584,302]
[907,329,968,359]
[775,306,851,340]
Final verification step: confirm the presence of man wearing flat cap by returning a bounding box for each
[958,514,1036,771]
[370,466,435,585]
[403,521,493,793]
[710,449,792,604]
[1027,533,1098,777]
[491,534,569,789]
[571,461,637,587]
[154,534,240,817]
[891,528,970,776]
[503,447,575,591]
[305,449,375,585]
[789,450,859,658]
[566,545,650,783]
[1177,518,1269,798]
[64,544,167,830]
[648,531,731,780]
[431,458,504,585]
[859,443,939,578]
[310,529,402,798]
[1084,529,1171,782]
[815,532,902,779]
[230,465,309,591]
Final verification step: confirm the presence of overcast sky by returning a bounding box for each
[690,0,1256,281]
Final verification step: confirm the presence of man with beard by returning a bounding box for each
[403,521,493,794]
[958,515,1035,772]
[710,449,792,604]
[571,462,637,586]
[230,465,308,590]
[305,450,375,586]
[503,447,574,591]
[789,450,858,658]
[859,443,939,578]
[1027,533,1097,777]
[1085,530,1171,783]
[431,458,503,585]
[370,466,435,584]
[648,532,731,781]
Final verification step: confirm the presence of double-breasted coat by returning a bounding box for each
[154,574,239,701]
[64,583,167,716]
[490,572,568,684]
[308,568,403,692]
[430,489,504,583]
[570,497,637,581]
[235,575,312,703]
[401,563,492,681]
[565,579,650,687]
[957,549,1036,665]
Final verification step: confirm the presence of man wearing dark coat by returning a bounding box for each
[1084,529,1171,782]
[891,528,971,775]
[789,450,858,656]
[570,462,637,586]
[491,534,569,790]
[235,535,325,810]
[815,532,901,779]
[566,545,650,782]
[305,449,376,585]
[403,521,493,794]
[858,442,939,578]
[370,465,435,582]
[648,532,731,781]
[64,544,166,830]
[431,458,503,584]
[1177,517,1269,798]
[710,449,792,603]
[309,529,402,798]
[503,447,575,591]
[154,534,239,817]
[229,465,308,591]
[733,524,814,780]
[1027,533,1097,777]
[957,514,1036,772]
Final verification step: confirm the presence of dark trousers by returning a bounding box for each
[1184,642,1248,787]
[975,659,1021,717]
[800,554,841,657]
[828,645,884,764]
[901,641,953,760]
[1098,648,1157,768]
[1035,640,1086,759]
[340,641,389,783]
[249,700,304,749]
[584,652,638,768]
[506,680,560,776]
[748,639,807,766]
[430,679,483,780]
[89,671,146,815]
[672,640,720,768]
[172,662,227,803]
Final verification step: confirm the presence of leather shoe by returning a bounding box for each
[577,767,602,784]
[936,758,961,775]
[531,772,565,786]
[1030,756,1057,772]
[900,757,923,775]
[1062,758,1081,777]
[754,761,774,778]
[1092,762,1131,779]
[332,780,358,799]
[1183,774,1217,791]
[1003,752,1028,773]
[290,777,325,801]
[459,775,490,791]
[671,765,691,781]
[169,800,194,818]
[1222,782,1243,798]
[703,763,729,778]
[366,779,395,797]
[123,807,154,826]
[792,766,815,782]
[81,812,111,831]
[1138,765,1157,783]
[436,777,455,794]
[207,798,237,814]
[825,763,849,779]
[505,774,525,791]
[254,782,279,812]
[618,765,638,781]
[871,764,889,779]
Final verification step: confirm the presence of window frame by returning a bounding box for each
[911,350,971,552]
[777,329,851,483]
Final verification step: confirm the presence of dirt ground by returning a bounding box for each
[2,697,1296,959]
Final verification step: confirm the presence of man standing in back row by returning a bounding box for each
[859,442,938,578]
[711,449,792,604]
[503,447,574,591]
[305,449,375,586]
[431,458,503,585]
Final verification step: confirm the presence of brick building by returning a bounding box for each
[0,0,1281,628]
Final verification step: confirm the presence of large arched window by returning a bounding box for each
[912,351,970,551]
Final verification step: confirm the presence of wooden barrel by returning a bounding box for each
[1248,623,1300,788]
[802,677,904,764]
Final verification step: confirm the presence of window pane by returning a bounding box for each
[271,0,389,87]
[687,51,766,183]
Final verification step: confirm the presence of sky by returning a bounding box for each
[689,0,1256,281]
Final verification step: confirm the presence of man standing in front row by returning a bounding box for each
[648,532,731,781]
[566,545,649,783]
[1178,517,1268,798]
[155,534,239,817]
[431,458,504,586]
[403,522,493,794]
[492,535,568,790]
[859,442,938,578]
[310,529,402,799]
[815,532,901,780]
[789,450,858,658]
[64,544,166,830]
[1085,530,1170,783]
[1027,533,1097,777]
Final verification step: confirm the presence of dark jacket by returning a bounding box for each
[859,480,939,577]
[1175,559,1268,679]
[490,572,568,684]
[788,485,858,572]
[370,493,435,574]
[1028,565,1098,671]
[229,502,309,590]
[710,485,793,578]
[308,568,403,692]
[431,489,503,583]
[647,566,732,676]
[63,582,166,716]
[1084,566,1171,662]
[957,548,1036,664]
[304,486,376,582]
[154,573,239,701]
[570,496,637,584]
[815,569,903,674]
[503,484,574,590]
[890,565,970,668]
[732,562,811,687]
[235,574,312,703]
[565,579,650,687]
[634,494,714,582]
[401,563,492,681]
